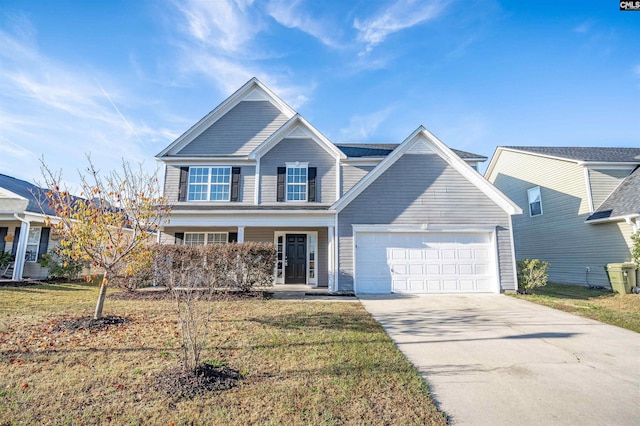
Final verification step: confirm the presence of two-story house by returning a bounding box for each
[485,147,640,287]
[156,78,522,294]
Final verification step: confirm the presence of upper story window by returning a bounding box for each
[528,186,543,217]
[287,164,308,202]
[188,167,231,201]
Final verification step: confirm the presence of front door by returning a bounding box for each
[285,234,307,284]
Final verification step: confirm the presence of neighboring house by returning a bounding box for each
[0,174,57,280]
[485,147,640,287]
[156,78,522,294]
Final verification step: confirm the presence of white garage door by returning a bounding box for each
[355,232,497,294]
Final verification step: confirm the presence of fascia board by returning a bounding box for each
[156,77,296,158]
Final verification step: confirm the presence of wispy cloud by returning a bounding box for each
[354,0,451,55]
[265,0,342,48]
[338,107,395,141]
[573,19,594,34]
[169,0,314,108]
[0,24,173,187]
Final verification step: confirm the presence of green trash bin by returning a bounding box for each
[605,263,637,294]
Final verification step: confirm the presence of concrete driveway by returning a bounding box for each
[359,294,640,425]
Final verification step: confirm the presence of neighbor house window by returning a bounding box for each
[184,232,228,245]
[188,167,231,201]
[286,164,307,201]
[26,227,41,262]
[528,186,543,216]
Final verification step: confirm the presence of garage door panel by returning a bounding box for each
[355,231,497,294]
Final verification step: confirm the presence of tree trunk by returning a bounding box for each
[94,273,108,320]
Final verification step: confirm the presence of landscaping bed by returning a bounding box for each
[512,282,640,333]
[0,282,446,425]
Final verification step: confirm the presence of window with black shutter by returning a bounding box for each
[277,167,286,202]
[307,167,317,202]
[175,232,184,244]
[178,167,189,202]
[230,167,241,202]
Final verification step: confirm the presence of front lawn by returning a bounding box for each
[0,283,446,425]
[512,283,640,333]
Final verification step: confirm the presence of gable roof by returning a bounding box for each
[586,167,640,222]
[485,146,640,179]
[156,77,296,158]
[249,114,346,160]
[0,174,56,216]
[332,127,521,215]
[502,146,640,163]
[334,143,488,160]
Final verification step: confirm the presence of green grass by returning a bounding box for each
[512,283,640,332]
[0,283,446,425]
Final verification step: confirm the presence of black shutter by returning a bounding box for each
[38,227,50,260]
[228,232,238,243]
[307,167,317,202]
[0,227,7,253]
[11,227,21,256]
[277,167,286,202]
[175,232,184,245]
[230,167,241,202]
[178,167,189,202]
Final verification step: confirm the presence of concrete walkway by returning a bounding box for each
[359,294,640,425]
[268,284,358,302]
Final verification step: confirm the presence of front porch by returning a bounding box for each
[159,225,336,289]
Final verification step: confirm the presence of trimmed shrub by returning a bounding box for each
[517,258,549,294]
[38,250,87,281]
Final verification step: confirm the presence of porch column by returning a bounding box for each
[237,226,245,243]
[12,219,30,281]
[327,226,335,292]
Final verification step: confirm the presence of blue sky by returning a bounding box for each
[1,0,638,188]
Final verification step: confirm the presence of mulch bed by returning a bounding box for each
[109,289,273,301]
[155,364,241,399]
[51,315,132,332]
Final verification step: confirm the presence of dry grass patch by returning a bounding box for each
[0,283,446,425]
[512,283,640,332]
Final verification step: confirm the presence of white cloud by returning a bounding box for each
[573,19,594,34]
[0,27,173,188]
[173,0,262,53]
[338,107,395,141]
[354,0,451,55]
[265,0,342,48]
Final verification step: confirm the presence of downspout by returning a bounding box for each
[12,214,30,281]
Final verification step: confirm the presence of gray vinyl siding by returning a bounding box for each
[164,164,256,204]
[488,150,634,286]
[337,153,515,292]
[259,138,337,204]
[341,164,374,196]
[589,167,634,210]
[176,101,289,156]
[160,226,329,287]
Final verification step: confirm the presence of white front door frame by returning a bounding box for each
[274,230,319,287]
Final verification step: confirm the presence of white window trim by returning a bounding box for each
[184,232,229,245]
[188,166,232,202]
[285,162,309,202]
[527,186,543,217]
[25,226,42,263]
[273,230,318,286]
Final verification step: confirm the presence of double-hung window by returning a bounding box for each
[528,186,543,217]
[286,163,308,202]
[184,232,229,245]
[188,167,231,201]
[25,227,42,262]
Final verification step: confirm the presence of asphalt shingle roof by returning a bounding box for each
[586,167,640,221]
[503,147,640,163]
[335,143,487,160]
[0,174,56,216]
